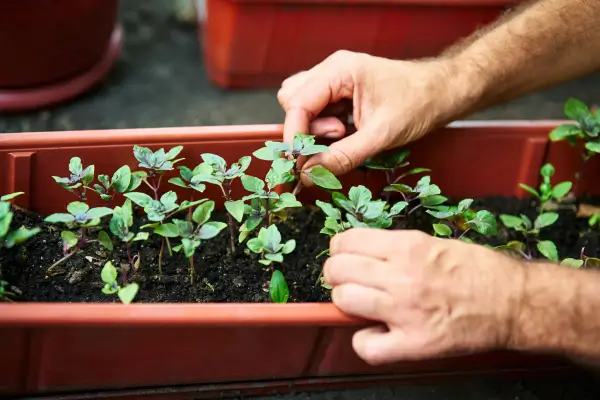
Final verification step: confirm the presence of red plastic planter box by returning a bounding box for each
[202,0,519,88]
[0,122,574,398]
[0,0,122,112]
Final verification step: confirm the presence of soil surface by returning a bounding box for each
[2,196,598,303]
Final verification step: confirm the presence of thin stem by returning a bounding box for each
[384,171,392,203]
[292,181,304,197]
[47,249,79,275]
[166,238,173,257]
[408,203,422,216]
[458,228,471,240]
[265,196,271,228]
[189,257,194,284]
[158,240,164,276]
[573,151,588,197]
[222,182,237,255]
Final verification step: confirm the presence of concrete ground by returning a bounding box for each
[1,1,600,399]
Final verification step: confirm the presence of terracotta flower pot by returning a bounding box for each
[0,122,577,398]
[0,0,122,112]
[201,0,520,88]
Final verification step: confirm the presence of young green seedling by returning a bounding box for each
[246,224,294,303]
[237,161,302,243]
[384,175,449,216]
[252,133,342,195]
[172,153,251,254]
[548,98,600,194]
[0,265,17,302]
[519,163,573,211]
[133,145,184,200]
[88,165,145,206]
[0,192,41,250]
[107,199,149,283]
[125,190,205,275]
[427,199,498,242]
[363,149,430,201]
[169,200,227,283]
[52,157,95,201]
[496,212,560,262]
[44,202,113,274]
[561,247,600,269]
[100,261,139,304]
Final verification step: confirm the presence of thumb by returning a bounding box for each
[352,325,406,366]
[300,121,385,186]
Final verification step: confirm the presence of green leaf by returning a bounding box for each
[225,200,245,223]
[253,147,282,161]
[86,207,114,220]
[201,153,227,170]
[0,192,24,201]
[495,240,526,254]
[467,210,498,236]
[101,261,118,284]
[155,223,179,238]
[388,201,408,216]
[61,231,79,249]
[69,157,83,175]
[192,200,215,225]
[560,258,584,268]
[432,223,452,237]
[549,124,581,141]
[301,144,330,156]
[67,201,89,216]
[241,175,265,193]
[98,231,113,251]
[551,181,572,199]
[564,97,590,121]
[118,283,139,304]
[112,165,132,193]
[421,195,448,207]
[246,238,264,253]
[133,232,149,241]
[540,163,555,177]
[127,171,146,191]
[181,238,200,258]
[4,227,41,248]
[348,185,372,209]
[537,240,558,261]
[585,141,600,153]
[165,146,184,160]
[44,213,76,224]
[305,166,342,190]
[198,221,227,240]
[458,199,473,212]
[519,184,539,198]
[362,201,386,220]
[316,200,342,220]
[500,214,524,229]
[168,177,189,188]
[270,269,289,303]
[259,224,282,248]
[534,212,559,230]
[281,239,296,254]
[124,192,154,208]
[384,183,413,193]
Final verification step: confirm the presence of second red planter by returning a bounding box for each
[202,0,518,88]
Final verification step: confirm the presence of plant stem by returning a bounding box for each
[458,228,471,240]
[408,203,422,216]
[573,151,588,197]
[47,249,78,275]
[158,240,164,276]
[292,181,304,196]
[265,196,271,227]
[189,256,194,284]
[166,238,173,256]
[221,182,237,255]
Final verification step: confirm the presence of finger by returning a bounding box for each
[300,121,385,184]
[331,283,393,321]
[329,228,403,260]
[352,325,407,365]
[309,117,346,138]
[323,253,390,290]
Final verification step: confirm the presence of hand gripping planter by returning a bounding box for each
[0,0,122,112]
[201,0,519,88]
[0,122,576,398]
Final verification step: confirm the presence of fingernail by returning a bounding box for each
[323,132,338,139]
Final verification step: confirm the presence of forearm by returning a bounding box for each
[442,0,600,115]
[508,261,600,364]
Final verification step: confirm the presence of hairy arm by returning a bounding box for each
[441,0,600,115]
[508,262,600,365]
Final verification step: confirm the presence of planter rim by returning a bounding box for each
[228,0,519,6]
[0,303,365,326]
[0,120,566,149]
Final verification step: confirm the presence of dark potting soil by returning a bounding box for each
[2,196,599,304]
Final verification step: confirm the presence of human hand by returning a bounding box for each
[323,228,526,365]
[277,50,471,185]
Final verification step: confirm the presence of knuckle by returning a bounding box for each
[329,147,355,174]
[331,284,353,309]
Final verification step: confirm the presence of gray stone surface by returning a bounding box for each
[1,1,599,399]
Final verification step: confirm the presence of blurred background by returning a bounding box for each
[1,1,599,399]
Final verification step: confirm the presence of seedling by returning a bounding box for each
[100,261,139,304]
[252,133,342,195]
[44,202,113,274]
[1,192,41,250]
[88,165,145,206]
[427,199,498,242]
[519,163,573,211]
[561,247,600,269]
[172,153,251,253]
[237,161,302,243]
[125,191,205,275]
[52,157,95,201]
[133,145,184,200]
[363,149,430,201]
[588,212,600,229]
[549,98,600,194]
[384,175,449,215]
[107,199,149,283]
[496,212,559,262]
[170,200,227,283]
[0,265,16,302]
[246,225,295,303]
